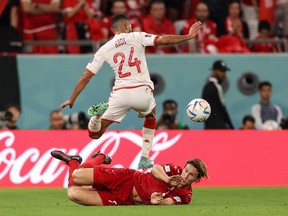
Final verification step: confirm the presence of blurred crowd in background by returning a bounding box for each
[1,0,288,54]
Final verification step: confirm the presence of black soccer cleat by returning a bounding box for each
[51,150,82,165]
[91,151,112,164]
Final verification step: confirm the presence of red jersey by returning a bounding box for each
[252,36,277,53]
[183,18,217,41]
[21,0,59,31]
[134,164,192,205]
[259,0,276,25]
[63,0,94,23]
[142,15,176,53]
[100,15,141,38]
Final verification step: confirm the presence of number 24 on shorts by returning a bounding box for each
[113,47,141,78]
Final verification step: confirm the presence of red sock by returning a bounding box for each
[77,155,105,169]
[144,118,156,129]
[68,160,79,187]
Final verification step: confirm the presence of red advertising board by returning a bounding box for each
[0,130,288,187]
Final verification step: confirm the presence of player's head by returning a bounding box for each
[242,115,255,130]
[195,2,209,23]
[111,0,126,15]
[50,110,66,130]
[111,14,132,34]
[180,159,208,187]
[258,81,272,102]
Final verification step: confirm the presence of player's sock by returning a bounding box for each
[68,160,80,187]
[77,155,105,169]
[88,116,101,132]
[141,118,156,159]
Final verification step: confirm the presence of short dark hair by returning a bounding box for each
[111,14,129,28]
[150,0,165,9]
[258,20,271,32]
[6,104,21,113]
[258,81,272,90]
[163,99,178,108]
[228,0,240,6]
[242,115,255,124]
[50,109,62,117]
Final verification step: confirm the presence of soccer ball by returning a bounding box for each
[187,98,211,122]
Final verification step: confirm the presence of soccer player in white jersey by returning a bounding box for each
[59,14,202,169]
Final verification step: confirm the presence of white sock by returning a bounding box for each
[141,127,155,159]
[88,116,101,132]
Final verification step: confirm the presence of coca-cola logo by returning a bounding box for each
[0,131,182,187]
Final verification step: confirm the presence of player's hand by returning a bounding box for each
[150,192,163,205]
[167,175,183,187]
[187,21,202,39]
[58,99,75,110]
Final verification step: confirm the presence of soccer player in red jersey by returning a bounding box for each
[51,150,208,205]
[58,14,202,169]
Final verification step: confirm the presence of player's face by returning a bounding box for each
[112,2,127,15]
[260,85,271,101]
[180,164,199,187]
[150,3,166,21]
[195,3,209,23]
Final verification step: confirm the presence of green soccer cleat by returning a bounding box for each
[138,158,154,170]
[87,101,109,117]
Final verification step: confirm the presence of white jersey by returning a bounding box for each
[86,32,158,90]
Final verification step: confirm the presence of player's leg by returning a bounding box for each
[50,150,82,186]
[132,86,157,169]
[67,186,104,206]
[87,101,111,139]
[139,107,156,169]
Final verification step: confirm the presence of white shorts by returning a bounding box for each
[101,85,156,123]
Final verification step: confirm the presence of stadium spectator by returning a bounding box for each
[21,0,60,54]
[217,1,250,53]
[202,60,234,129]
[125,0,148,21]
[0,104,21,130]
[142,0,177,53]
[156,99,189,130]
[251,81,283,130]
[252,20,278,53]
[225,0,249,39]
[273,0,288,38]
[49,110,66,129]
[163,0,185,22]
[240,115,256,130]
[202,0,229,37]
[240,0,258,40]
[0,0,22,53]
[100,0,141,39]
[258,0,275,26]
[51,150,208,205]
[63,0,104,54]
[182,1,217,53]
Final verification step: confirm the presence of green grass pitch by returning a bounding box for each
[0,187,287,216]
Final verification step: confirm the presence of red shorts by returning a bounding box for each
[93,167,136,205]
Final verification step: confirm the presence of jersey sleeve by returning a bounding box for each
[134,32,159,47]
[86,48,105,75]
[162,164,182,176]
[165,191,192,205]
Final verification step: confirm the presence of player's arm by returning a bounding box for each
[151,165,182,187]
[58,70,94,109]
[155,21,202,46]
